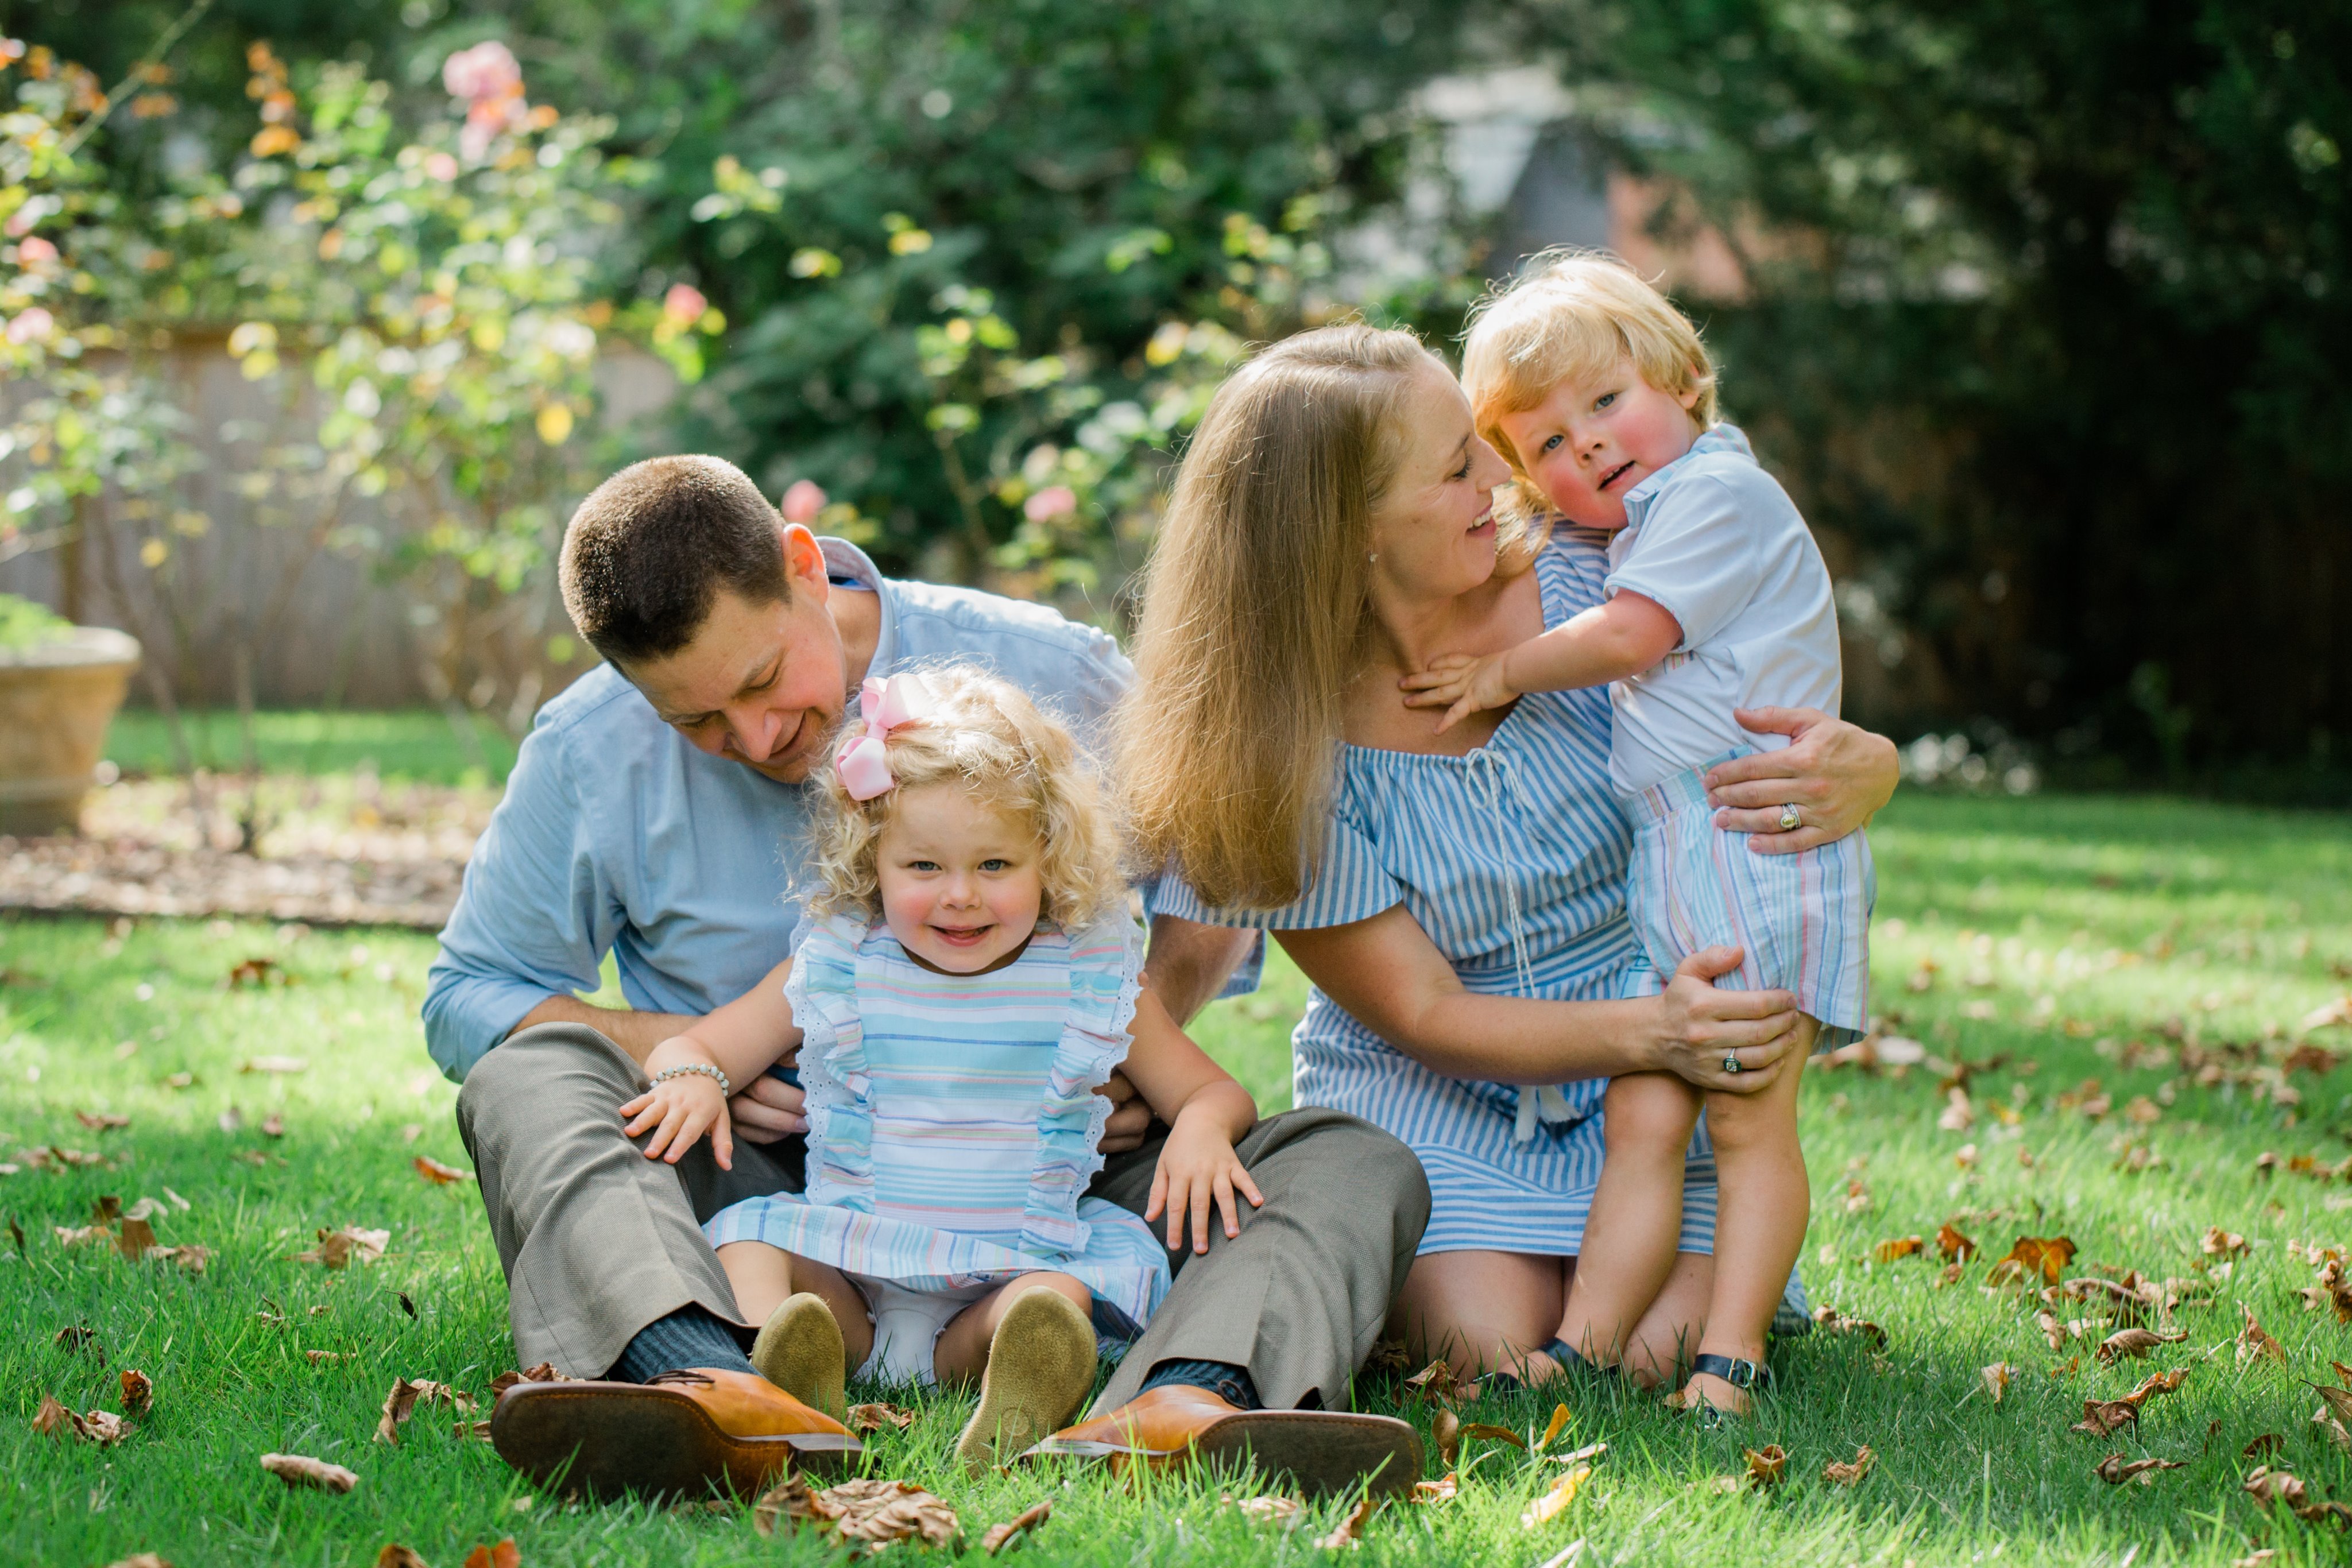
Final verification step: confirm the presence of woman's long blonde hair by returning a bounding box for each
[806,663,1127,934]
[1114,323,1542,911]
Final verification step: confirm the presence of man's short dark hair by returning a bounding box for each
[559,455,791,665]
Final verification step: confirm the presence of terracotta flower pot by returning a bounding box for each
[0,625,142,837]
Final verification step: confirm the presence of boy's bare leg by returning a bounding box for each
[715,1242,875,1370]
[1674,1016,1818,1414]
[1542,1071,1699,1375]
[934,1271,1093,1384]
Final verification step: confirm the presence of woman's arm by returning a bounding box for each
[1703,707,1900,855]
[1275,906,1802,1094]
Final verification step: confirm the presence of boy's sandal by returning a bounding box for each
[1486,1338,1620,1393]
[1670,1355,1771,1429]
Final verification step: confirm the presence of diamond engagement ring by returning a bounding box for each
[1723,1054,1743,1075]
[1776,803,1802,832]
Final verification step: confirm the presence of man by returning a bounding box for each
[428,455,1430,1499]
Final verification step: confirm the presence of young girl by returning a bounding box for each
[1405,253,1873,1418]
[618,665,1264,1470]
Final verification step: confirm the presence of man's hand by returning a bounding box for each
[1097,1070,1154,1155]
[1704,708,1900,855]
[729,1060,808,1144]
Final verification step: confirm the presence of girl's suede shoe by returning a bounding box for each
[489,1367,859,1499]
[751,1292,848,1420]
[953,1289,1097,1475]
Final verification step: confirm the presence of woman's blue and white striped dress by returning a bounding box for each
[1155,532,1728,1260]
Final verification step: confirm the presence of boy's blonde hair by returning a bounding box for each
[1462,250,1718,521]
[806,663,1127,933]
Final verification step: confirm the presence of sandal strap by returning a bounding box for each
[1541,1339,1620,1378]
[1690,1353,1771,1389]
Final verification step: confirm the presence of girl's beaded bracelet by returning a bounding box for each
[651,1062,732,1097]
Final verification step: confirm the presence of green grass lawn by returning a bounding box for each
[4,791,2352,1565]
[105,710,521,787]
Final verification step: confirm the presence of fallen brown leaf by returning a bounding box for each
[412,1156,471,1186]
[304,1350,349,1366]
[377,1548,431,1568]
[488,1364,575,1394]
[2202,1226,2250,1258]
[76,1112,131,1131]
[376,1377,471,1444]
[2096,1327,2188,1364]
[2036,1310,2067,1351]
[1937,1223,1979,1261]
[240,1055,308,1074]
[2239,1303,2289,1365]
[1822,1446,1876,1485]
[1537,1403,1570,1451]
[1433,1406,1461,1465]
[55,1325,104,1360]
[115,1217,157,1260]
[1988,1235,2079,1286]
[1875,1236,1924,1263]
[752,1477,958,1549]
[1402,1358,1454,1402]
[1458,1421,1529,1452]
[2246,1466,2310,1508]
[2243,1433,2284,1458]
[2094,1453,2184,1485]
[2072,1400,2141,1438]
[1411,1474,1459,1505]
[1811,1306,1889,1346]
[2122,1368,2188,1406]
[119,1368,153,1416]
[1743,1445,1788,1487]
[148,1244,211,1274]
[261,1452,357,1492]
[2307,1380,2352,1430]
[460,1541,519,1568]
[102,1557,172,1568]
[981,1501,1051,1555]
[455,1420,493,1442]
[1314,1496,1376,1550]
[33,1393,128,1446]
[1223,1494,1306,1530]
[260,1115,285,1139]
[845,1402,917,1434]
[1523,1465,1593,1525]
[295,1226,390,1269]
[1981,1362,2018,1403]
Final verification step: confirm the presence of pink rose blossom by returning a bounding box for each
[424,152,460,181]
[780,479,827,525]
[1023,485,1078,522]
[5,307,56,345]
[15,235,58,265]
[663,283,709,327]
[442,41,523,104]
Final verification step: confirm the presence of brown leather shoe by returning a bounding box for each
[490,1368,860,1499]
[1020,1384,1422,1498]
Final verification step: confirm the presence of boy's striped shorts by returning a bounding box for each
[1623,753,1875,1048]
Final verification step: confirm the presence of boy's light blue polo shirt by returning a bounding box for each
[423,538,1232,1081]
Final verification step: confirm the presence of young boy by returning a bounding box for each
[1404,251,1873,1418]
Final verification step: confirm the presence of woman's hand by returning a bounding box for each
[621,1037,734,1168]
[1144,1110,1266,1255]
[1703,708,1899,855]
[1646,946,1801,1094]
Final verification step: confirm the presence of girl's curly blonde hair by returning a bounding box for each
[804,663,1128,933]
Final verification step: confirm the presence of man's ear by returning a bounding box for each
[781,522,829,594]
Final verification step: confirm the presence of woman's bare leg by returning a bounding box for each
[1553,1071,1700,1366]
[934,1271,1094,1384]
[1674,1015,1817,1414]
[1388,1249,1569,1383]
[714,1242,875,1369]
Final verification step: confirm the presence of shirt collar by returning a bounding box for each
[817,536,900,681]
[1620,421,1754,525]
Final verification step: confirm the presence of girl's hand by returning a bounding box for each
[1648,946,1800,1095]
[620,1046,734,1168]
[1399,652,1519,733]
[1143,1115,1266,1255]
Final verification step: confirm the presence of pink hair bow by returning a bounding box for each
[833,673,932,801]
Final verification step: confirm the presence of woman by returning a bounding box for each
[1115,324,1895,1384]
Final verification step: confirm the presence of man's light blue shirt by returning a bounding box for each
[424,538,1192,1080]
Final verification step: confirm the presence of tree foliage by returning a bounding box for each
[1508,0,2349,786]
